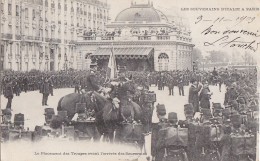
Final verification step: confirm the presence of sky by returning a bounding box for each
[105,0,260,62]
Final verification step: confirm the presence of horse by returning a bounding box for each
[57,92,108,141]
[57,90,143,141]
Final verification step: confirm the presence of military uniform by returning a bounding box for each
[4,81,14,109]
[167,78,175,96]
[156,112,188,161]
[151,104,168,161]
[195,109,221,161]
[178,76,185,96]
[85,71,100,92]
[221,114,256,161]
[40,78,52,106]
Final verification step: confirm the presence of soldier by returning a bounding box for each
[188,78,203,113]
[199,81,212,109]
[74,80,81,93]
[167,78,174,96]
[22,76,29,93]
[40,77,52,106]
[151,104,168,161]
[4,80,14,109]
[156,112,189,161]
[224,83,238,105]
[196,109,221,161]
[183,104,199,161]
[221,114,256,161]
[85,66,100,92]
[178,75,185,96]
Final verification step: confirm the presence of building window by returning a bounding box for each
[158,53,169,71]
[16,5,19,16]
[1,3,3,13]
[8,3,12,15]
[32,9,36,19]
[25,8,28,18]
[8,62,12,69]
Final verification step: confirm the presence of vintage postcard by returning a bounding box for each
[0,0,259,161]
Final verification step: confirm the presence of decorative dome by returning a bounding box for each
[115,3,167,22]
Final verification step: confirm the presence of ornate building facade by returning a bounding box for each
[0,0,109,71]
[77,2,194,71]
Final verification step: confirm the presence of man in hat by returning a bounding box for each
[40,77,52,106]
[178,75,185,96]
[156,112,189,161]
[151,104,168,161]
[167,78,175,96]
[199,81,212,109]
[85,65,100,92]
[188,78,202,113]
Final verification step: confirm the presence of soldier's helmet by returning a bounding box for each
[168,112,178,124]
[230,114,242,127]
[212,103,223,117]
[156,104,166,116]
[222,108,231,118]
[184,104,194,118]
[200,108,212,123]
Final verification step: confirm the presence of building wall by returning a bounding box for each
[77,42,193,71]
[0,0,109,71]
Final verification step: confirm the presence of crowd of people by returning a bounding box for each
[151,68,258,161]
[1,66,258,161]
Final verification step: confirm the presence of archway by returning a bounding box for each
[158,53,169,71]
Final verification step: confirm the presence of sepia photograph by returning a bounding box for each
[0,0,259,161]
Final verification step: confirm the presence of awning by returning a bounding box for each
[91,47,154,59]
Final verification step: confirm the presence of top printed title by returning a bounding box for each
[181,8,259,11]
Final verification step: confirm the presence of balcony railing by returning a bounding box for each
[45,38,50,42]
[2,33,13,39]
[138,36,151,40]
[83,36,96,40]
[101,36,114,40]
[156,35,170,40]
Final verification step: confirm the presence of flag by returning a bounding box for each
[107,46,117,79]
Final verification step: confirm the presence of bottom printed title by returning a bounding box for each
[34,152,147,156]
